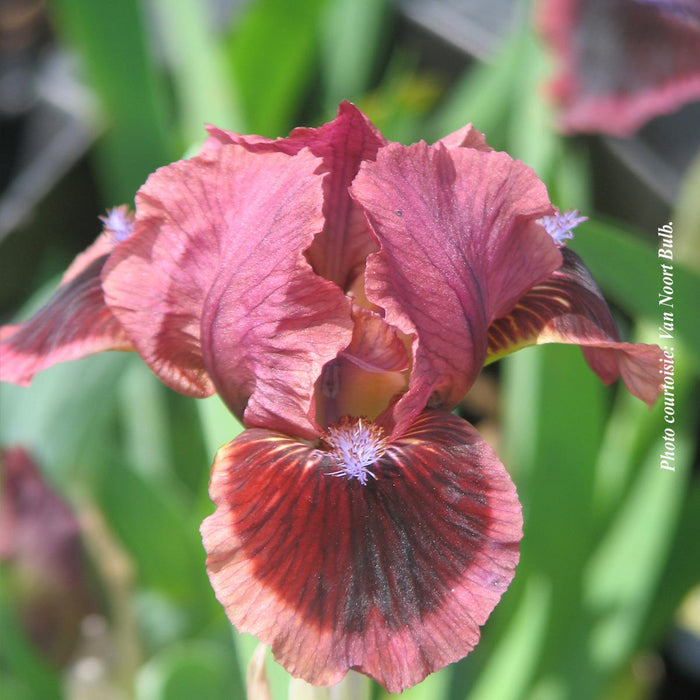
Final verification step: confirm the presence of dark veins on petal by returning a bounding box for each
[486,246,618,358]
[207,411,520,633]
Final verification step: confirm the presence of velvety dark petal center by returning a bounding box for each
[202,411,522,692]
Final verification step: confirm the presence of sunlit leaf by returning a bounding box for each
[226,0,328,136]
[49,0,174,200]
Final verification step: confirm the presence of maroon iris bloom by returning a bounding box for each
[0,104,663,691]
[539,0,700,136]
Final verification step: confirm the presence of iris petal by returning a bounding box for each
[486,247,663,405]
[0,231,132,386]
[352,141,560,435]
[103,145,352,438]
[201,410,522,693]
[437,123,493,151]
[342,306,410,374]
[206,102,386,290]
[539,0,700,136]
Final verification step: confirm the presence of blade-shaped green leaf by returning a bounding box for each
[226,0,328,136]
[49,0,175,200]
[320,0,389,110]
[150,0,243,145]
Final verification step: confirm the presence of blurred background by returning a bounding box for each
[1,1,699,699]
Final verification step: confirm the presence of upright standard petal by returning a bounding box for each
[103,145,352,438]
[201,410,522,693]
[539,0,700,136]
[0,226,133,386]
[437,123,493,152]
[207,102,386,290]
[352,142,561,434]
[486,247,664,405]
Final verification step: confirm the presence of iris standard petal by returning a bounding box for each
[103,144,352,437]
[486,247,664,405]
[352,141,560,435]
[207,102,386,290]
[539,0,700,136]
[437,123,493,151]
[0,230,133,386]
[201,410,522,693]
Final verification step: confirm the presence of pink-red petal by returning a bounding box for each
[103,144,352,437]
[539,0,700,136]
[207,102,386,290]
[352,142,560,435]
[437,123,493,152]
[486,247,664,405]
[201,410,522,693]
[342,305,410,374]
[0,231,133,386]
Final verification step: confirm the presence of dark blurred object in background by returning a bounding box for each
[0,445,97,666]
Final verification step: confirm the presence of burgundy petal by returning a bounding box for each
[486,247,664,405]
[201,410,522,693]
[0,231,132,386]
[103,144,352,437]
[539,0,700,136]
[207,102,386,290]
[351,142,560,435]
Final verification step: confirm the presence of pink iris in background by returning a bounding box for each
[0,103,663,692]
[538,0,700,136]
[1,447,95,666]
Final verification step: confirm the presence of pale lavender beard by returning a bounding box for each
[537,210,588,247]
[634,0,700,24]
[99,206,134,242]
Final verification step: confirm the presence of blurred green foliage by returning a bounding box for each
[1,0,699,699]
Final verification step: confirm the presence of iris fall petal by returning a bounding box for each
[0,230,133,386]
[486,247,664,405]
[201,410,522,693]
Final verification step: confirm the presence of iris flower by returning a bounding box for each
[539,0,700,136]
[0,103,663,692]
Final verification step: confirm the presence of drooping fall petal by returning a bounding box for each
[352,141,561,435]
[206,102,386,290]
[103,145,352,438]
[0,228,133,386]
[201,410,522,693]
[539,0,700,136]
[486,247,663,405]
